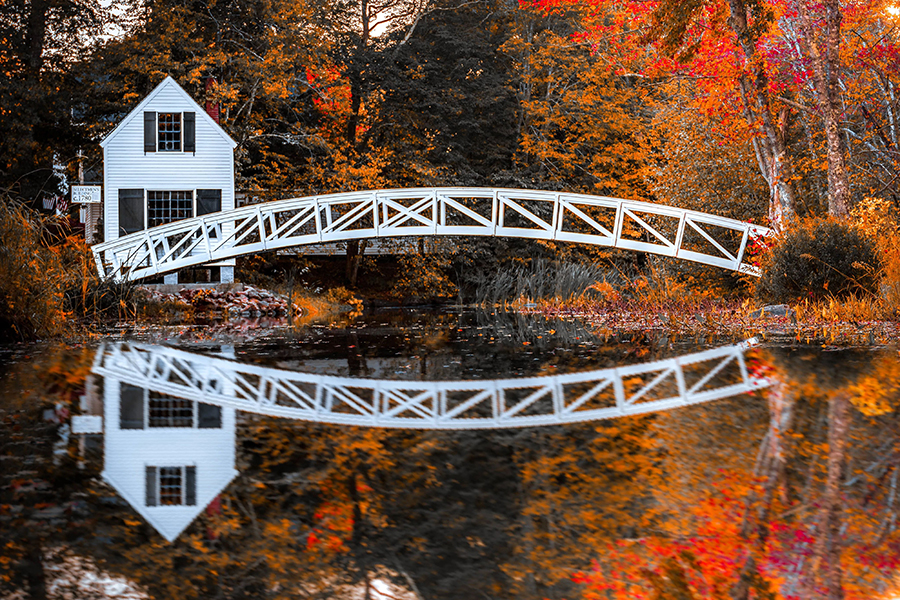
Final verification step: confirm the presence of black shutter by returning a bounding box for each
[118,189,144,235]
[196,189,221,216]
[183,112,195,152]
[120,383,145,429]
[146,467,158,506]
[144,112,156,153]
[198,403,222,428]
[185,466,196,506]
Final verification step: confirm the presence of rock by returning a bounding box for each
[32,505,66,520]
[749,304,796,320]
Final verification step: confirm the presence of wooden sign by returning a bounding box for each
[72,185,102,203]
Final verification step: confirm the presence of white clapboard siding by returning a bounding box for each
[101,376,238,542]
[101,77,236,247]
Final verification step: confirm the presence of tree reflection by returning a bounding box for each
[574,348,900,600]
[3,334,900,599]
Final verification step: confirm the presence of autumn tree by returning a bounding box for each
[0,0,125,203]
[504,1,650,199]
[73,0,331,201]
[565,0,900,228]
[375,0,520,186]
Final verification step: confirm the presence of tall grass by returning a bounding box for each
[0,191,135,340]
[473,259,621,305]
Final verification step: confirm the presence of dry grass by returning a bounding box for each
[792,295,888,323]
[289,286,363,325]
[0,191,136,340]
[852,197,900,315]
[504,260,716,313]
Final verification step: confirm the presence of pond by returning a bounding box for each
[1,309,898,599]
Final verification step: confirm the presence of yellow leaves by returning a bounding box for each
[848,353,900,416]
[264,518,294,538]
[395,251,457,300]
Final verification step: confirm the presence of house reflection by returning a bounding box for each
[72,349,239,543]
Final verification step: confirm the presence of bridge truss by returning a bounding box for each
[91,188,772,281]
[93,340,770,429]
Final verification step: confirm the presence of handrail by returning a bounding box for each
[93,339,771,429]
[92,188,773,281]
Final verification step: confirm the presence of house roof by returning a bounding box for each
[99,76,237,149]
[102,466,239,543]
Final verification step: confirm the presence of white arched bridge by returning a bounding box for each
[92,339,770,429]
[91,188,772,281]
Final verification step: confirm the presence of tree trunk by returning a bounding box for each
[810,392,849,599]
[728,0,799,232]
[25,0,48,79]
[346,239,367,287]
[796,0,851,218]
[23,543,47,600]
[731,378,795,599]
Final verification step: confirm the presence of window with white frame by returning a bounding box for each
[158,113,182,151]
[143,111,195,154]
[148,190,193,228]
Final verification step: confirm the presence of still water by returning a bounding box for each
[1,309,898,599]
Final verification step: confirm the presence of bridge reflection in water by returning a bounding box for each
[71,340,770,541]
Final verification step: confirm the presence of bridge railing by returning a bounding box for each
[92,188,773,281]
[92,339,771,429]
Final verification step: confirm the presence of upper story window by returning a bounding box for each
[149,396,194,427]
[143,111,196,153]
[146,465,196,506]
[158,113,182,151]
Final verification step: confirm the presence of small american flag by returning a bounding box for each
[56,195,68,214]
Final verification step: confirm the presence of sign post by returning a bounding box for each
[72,185,102,244]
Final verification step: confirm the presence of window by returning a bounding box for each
[143,111,195,153]
[148,397,194,427]
[158,113,182,151]
[146,466,196,506]
[158,467,184,504]
[148,190,193,228]
[119,383,222,430]
[118,189,145,235]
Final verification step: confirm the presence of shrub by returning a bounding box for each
[0,191,134,340]
[756,218,880,303]
[0,195,69,339]
[852,197,900,312]
[395,251,457,302]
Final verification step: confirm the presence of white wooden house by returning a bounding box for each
[100,76,237,283]
[98,377,238,542]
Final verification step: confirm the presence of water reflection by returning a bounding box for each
[3,315,900,600]
[75,339,766,543]
[90,339,768,428]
